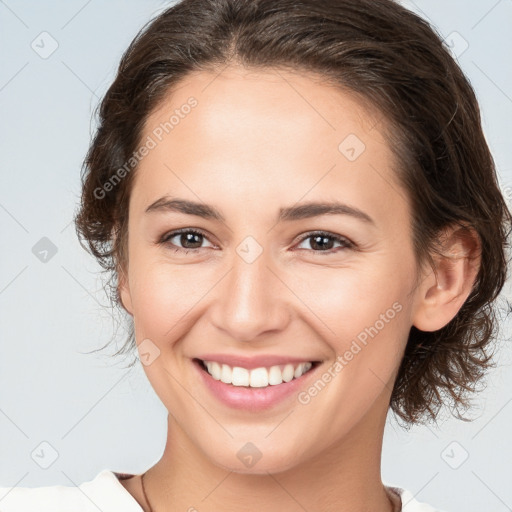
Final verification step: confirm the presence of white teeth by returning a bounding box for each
[210,362,221,380]
[268,365,283,385]
[221,364,232,383]
[231,366,249,386]
[202,360,314,388]
[249,367,268,387]
[294,363,304,378]
[282,363,295,382]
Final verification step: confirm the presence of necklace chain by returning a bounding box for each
[141,471,154,512]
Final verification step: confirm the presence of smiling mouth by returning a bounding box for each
[195,358,320,388]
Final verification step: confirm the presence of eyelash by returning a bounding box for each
[159,228,355,255]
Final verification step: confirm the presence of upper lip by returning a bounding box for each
[195,354,321,370]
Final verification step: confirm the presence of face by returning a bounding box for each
[119,66,422,474]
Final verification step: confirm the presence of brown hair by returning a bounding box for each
[75,0,512,425]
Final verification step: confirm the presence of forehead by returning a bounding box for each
[144,65,385,149]
[132,65,405,220]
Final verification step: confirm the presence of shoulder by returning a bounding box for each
[0,469,143,512]
[387,484,449,512]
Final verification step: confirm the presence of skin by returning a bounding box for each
[117,65,480,512]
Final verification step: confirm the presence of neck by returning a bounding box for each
[142,402,398,512]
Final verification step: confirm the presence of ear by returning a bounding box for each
[116,256,133,316]
[412,224,481,332]
[117,263,134,316]
[112,224,133,316]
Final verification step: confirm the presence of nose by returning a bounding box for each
[209,247,291,342]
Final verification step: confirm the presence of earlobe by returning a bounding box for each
[412,224,481,332]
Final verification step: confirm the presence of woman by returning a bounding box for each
[1,0,510,510]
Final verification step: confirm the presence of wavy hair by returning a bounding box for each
[75,0,512,425]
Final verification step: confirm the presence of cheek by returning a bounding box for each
[303,275,411,432]
[298,261,411,341]
[127,252,218,342]
[127,252,185,336]
[297,259,414,403]
[127,235,416,354]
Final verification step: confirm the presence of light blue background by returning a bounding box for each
[0,1,511,510]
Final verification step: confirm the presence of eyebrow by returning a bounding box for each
[145,197,375,225]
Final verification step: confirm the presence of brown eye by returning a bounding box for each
[295,231,354,254]
[160,229,214,253]
[177,232,203,249]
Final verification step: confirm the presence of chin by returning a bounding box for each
[206,445,305,475]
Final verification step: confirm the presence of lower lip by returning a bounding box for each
[193,359,320,411]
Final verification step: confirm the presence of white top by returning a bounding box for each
[0,469,446,511]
